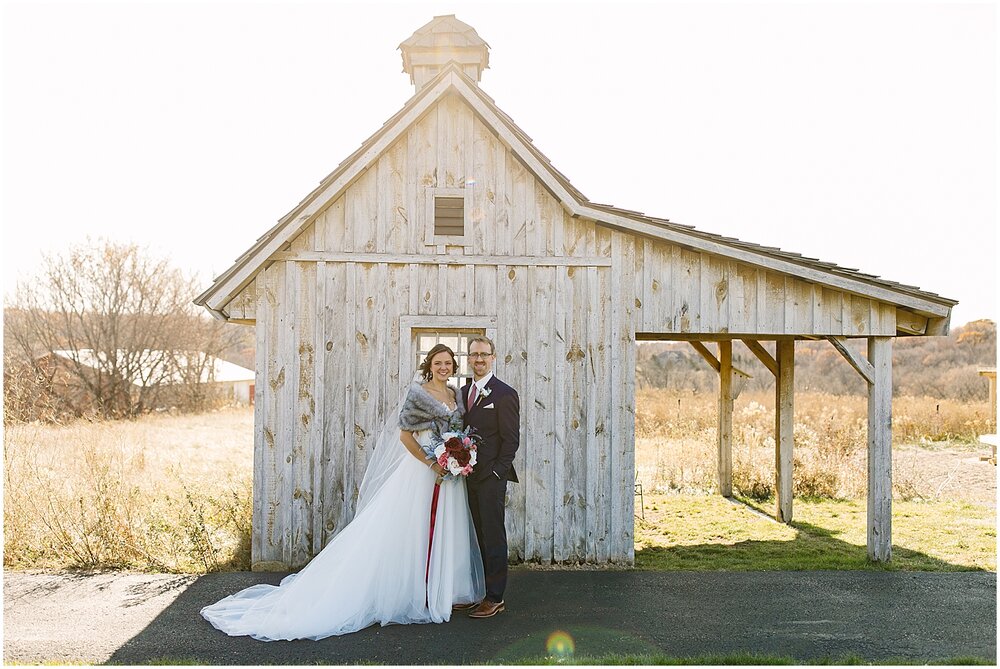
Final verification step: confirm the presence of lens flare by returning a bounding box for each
[545,630,575,659]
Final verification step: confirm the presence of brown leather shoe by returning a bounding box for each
[452,601,480,612]
[468,599,505,618]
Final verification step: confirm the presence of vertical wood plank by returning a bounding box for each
[641,239,653,331]
[493,136,509,257]
[593,263,612,561]
[380,140,408,254]
[829,289,844,335]
[775,338,795,523]
[766,273,785,335]
[500,264,528,560]
[464,264,475,314]
[439,95,466,189]
[793,280,813,333]
[756,269,768,334]
[437,264,447,314]
[727,262,752,332]
[552,266,568,562]
[251,272,273,567]
[564,264,588,561]
[474,264,497,316]
[289,262,315,567]
[880,302,896,336]
[417,264,437,315]
[289,222,316,253]
[273,262,293,566]
[445,265,467,315]
[528,176,545,257]
[349,166,378,253]
[342,263,358,520]
[320,262,348,546]
[841,292,853,336]
[667,245,681,332]
[851,295,870,335]
[610,232,637,564]
[547,191,561,258]
[718,340,733,497]
[525,265,555,562]
[699,253,713,333]
[811,284,823,334]
[471,117,497,256]
[584,266,604,561]
[507,158,528,256]
[681,250,700,333]
[409,108,437,254]
[715,257,731,334]
[867,336,893,561]
[351,263,382,517]
[783,277,795,335]
[321,198,346,254]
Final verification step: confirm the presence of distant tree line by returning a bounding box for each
[4,239,253,423]
[637,319,996,401]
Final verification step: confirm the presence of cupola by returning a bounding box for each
[399,15,490,92]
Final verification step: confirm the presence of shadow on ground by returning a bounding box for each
[635,518,991,572]
[103,569,997,665]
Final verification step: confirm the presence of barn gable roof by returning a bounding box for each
[195,63,956,325]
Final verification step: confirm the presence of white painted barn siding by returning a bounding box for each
[202,17,955,570]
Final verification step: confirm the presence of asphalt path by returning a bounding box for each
[3,570,996,664]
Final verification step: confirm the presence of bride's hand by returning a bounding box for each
[430,462,446,477]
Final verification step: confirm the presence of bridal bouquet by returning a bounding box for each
[426,429,479,479]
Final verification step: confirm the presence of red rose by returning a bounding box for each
[445,438,471,467]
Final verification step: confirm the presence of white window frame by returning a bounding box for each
[423,187,469,246]
[399,315,498,387]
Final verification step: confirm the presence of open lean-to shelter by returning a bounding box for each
[195,16,957,570]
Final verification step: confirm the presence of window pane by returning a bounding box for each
[411,328,484,387]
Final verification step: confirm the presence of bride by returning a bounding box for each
[200,344,485,640]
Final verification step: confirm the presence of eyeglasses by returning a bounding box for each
[468,352,493,360]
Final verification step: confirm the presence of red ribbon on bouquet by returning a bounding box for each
[424,480,442,606]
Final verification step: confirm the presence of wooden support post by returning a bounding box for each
[690,341,721,372]
[867,336,893,562]
[718,340,733,497]
[741,338,778,378]
[775,338,794,523]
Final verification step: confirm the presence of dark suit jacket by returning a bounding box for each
[462,375,520,483]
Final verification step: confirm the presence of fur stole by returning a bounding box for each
[398,382,464,434]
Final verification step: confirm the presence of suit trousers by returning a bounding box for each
[466,474,508,603]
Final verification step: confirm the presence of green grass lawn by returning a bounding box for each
[508,653,995,665]
[634,494,996,571]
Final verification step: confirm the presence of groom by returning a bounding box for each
[461,336,519,619]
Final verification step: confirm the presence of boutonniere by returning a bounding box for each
[475,386,492,406]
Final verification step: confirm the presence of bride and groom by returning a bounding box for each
[200,336,520,641]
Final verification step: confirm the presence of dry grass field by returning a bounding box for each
[3,389,995,572]
[3,408,253,572]
[636,389,996,504]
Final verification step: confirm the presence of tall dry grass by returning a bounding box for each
[3,408,253,572]
[635,389,994,501]
[4,389,992,572]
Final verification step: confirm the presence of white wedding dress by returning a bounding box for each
[200,405,485,641]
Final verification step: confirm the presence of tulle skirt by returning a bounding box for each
[200,452,485,641]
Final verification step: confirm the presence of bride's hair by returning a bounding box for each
[419,344,458,381]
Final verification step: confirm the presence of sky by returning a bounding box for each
[2,1,996,327]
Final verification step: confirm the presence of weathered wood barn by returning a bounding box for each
[196,15,956,570]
